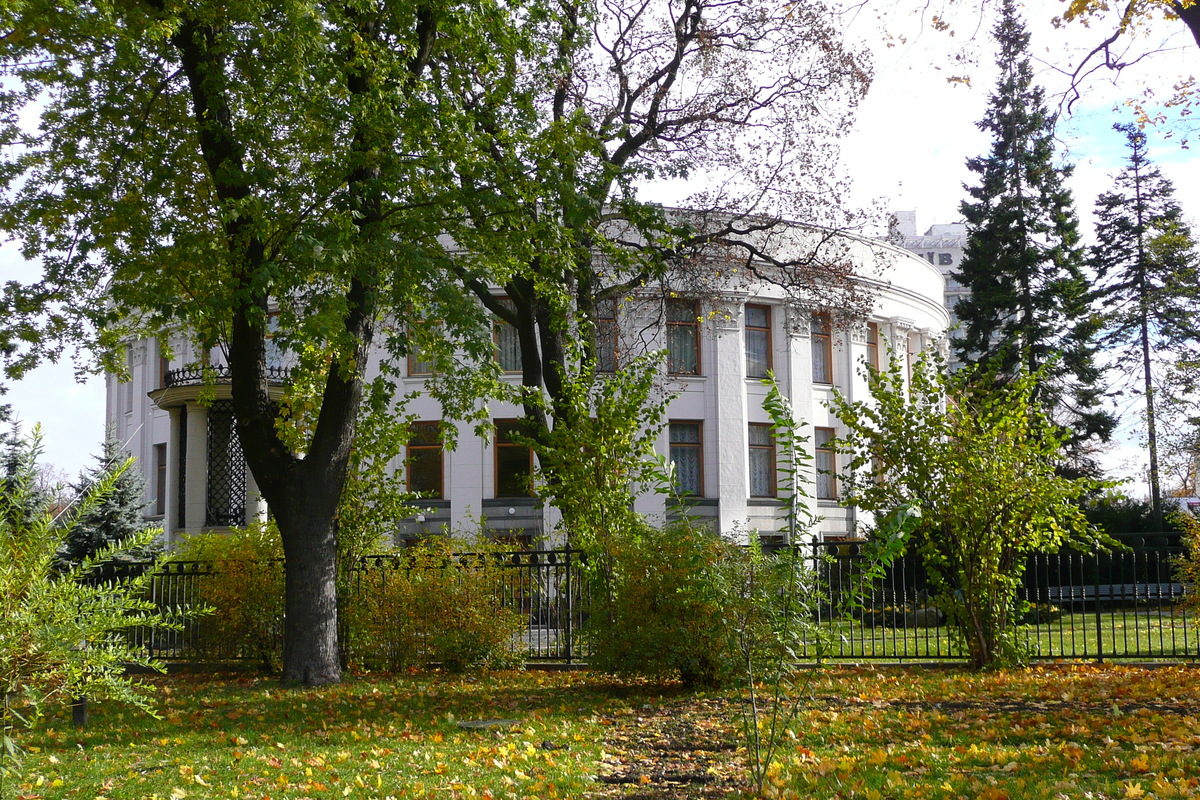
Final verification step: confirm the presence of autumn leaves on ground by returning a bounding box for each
[10,664,1200,800]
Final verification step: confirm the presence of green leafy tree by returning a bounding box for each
[828,352,1109,669]
[56,431,150,569]
[1089,123,1200,527]
[449,0,875,536]
[0,1,546,685]
[952,0,1114,472]
[1,428,174,789]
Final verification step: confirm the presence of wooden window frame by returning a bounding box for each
[596,297,618,373]
[493,299,522,374]
[815,426,837,500]
[865,322,880,371]
[406,421,444,499]
[668,420,704,497]
[811,313,833,385]
[153,443,167,517]
[745,304,771,379]
[666,299,701,376]
[748,423,776,498]
[494,419,534,498]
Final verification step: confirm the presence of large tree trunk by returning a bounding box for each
[274,485,343,685]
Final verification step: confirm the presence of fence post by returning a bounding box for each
[1093,543,1104,663]
[564,548,574,665]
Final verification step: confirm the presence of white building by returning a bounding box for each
[107,222,949,546]
[892,211,968,331]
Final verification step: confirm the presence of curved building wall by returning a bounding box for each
[106,227,948,545]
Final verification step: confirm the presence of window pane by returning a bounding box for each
[669,422,702,496]
[495,420,533,497]
[745,305,770,379]
[812,314,832,384]
[669,422,700,444]
[667,300,699,375]
[865,322,879,370]
[408,422,443,498]
[815,427,836,500]
[748,424,775,497]
[748,423,772,445]
[496,447,532,496]
[597,321,617,372]
[496,321,521,372]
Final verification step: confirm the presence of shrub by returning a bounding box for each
[1174,512,1200,614]
[342,537,525,673]
[583,520,752,688]
[169,523,284,671]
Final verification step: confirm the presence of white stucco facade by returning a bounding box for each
[107,222,948,546]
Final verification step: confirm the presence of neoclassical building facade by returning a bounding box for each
[107,225,948,546]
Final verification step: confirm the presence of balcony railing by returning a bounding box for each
[164,364,290,388]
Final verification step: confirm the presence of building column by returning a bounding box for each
[245,467,267,526]
[183,401,208,536]
[712,303,748,536]
[164,407,182,542]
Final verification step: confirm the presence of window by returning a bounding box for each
[938,252,953,266]
[494,300,521,373]
[596,297,618,373]
[748,423,776,497]
[123,345,134,414]
[666,299,700,375]
[815,427,837,500]
[157,344,170,390]
[265,311,284,371]
[811,314,832,384]
[745,304,770,378]
[668,422,703,496]
[153,443,167,517]
[906,331,920,384]
[407,422,443,498]
[865,322,880,371]
[407,322,442,377]
[494,419,534,497]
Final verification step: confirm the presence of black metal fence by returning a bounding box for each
[810,531,1197,661]
[117,533,1197,666]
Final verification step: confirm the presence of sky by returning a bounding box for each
[0,1,1197,488]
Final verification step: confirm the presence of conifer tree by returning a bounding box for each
[1089,123,1200,526]
[952,0,1114,471]
[55,431,150,568]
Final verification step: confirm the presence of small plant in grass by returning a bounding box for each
[342,536,525,673]
[1,428,177,791]
[732,375,910,796]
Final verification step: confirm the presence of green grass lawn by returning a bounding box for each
[9,664,1200,799]
[10,671,622,800]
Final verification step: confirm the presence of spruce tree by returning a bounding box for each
[56,431,150,568]
[1089,123,1200,526]
[952,0,1114,472]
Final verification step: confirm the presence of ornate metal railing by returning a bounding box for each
[164,364,290,387]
